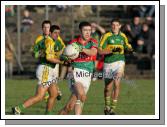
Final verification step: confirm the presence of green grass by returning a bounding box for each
[5,79,155,115]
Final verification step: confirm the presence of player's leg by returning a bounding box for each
[60,65,68,80]
[12,85,48,115]
[58,68,77,115]
[58,93,77,115]
[103,63,114,114]
[44,64,62,102]
[45,83,58,114]
[73,68,92,115]
[110,73,122,114]
[104,78,114,115]
[111,61,125,114]
[74,82,86,115]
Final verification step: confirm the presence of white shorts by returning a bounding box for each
[67,68,92,94]
[36,64,58,87]
[103,60,125,79]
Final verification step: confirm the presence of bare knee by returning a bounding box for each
[66,103,74,112]
[104,86,111,93]
[80,95,87,102]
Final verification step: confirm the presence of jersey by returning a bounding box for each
[32,34,65,59]
[69,36,98,73]
[34,36,64,68]
[99,31,132,63]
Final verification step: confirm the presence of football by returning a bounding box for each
[63,43,80,60]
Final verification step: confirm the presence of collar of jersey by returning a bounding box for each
[77,35,91,46]
[110,30,121,36]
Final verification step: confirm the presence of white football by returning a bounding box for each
[63,44,79,60]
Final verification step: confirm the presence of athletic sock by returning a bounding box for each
[111,99,117,111]
[17,104,25,112]
[105,96,111,108]
[45,110,52,115]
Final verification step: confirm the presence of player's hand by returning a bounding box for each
[59,54,69,61]
[127,48,137,57]
[60,60,71,66]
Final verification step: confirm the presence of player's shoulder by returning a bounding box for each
[90,38,98,44]
[35,35,44,44]
[58,35,63,42]
[103,32,112,38]
[68,38,78,44]
[120,32,128,38]
[45,36,54,44]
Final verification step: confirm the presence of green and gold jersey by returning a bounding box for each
[99,31,132,63]
[42,36,64,68]
[32,34,65,59]
[32,35,65,68]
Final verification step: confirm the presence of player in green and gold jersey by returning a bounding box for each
[31,20,65,102]
[12,25,68,115]
[98,18,133,115]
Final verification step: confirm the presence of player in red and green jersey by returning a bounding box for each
[12,25,68,115]
[98,18,133,115]
[58,21,97,115]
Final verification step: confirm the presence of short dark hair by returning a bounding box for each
[50,25,60,33]
[42,20,51,28]
[111,18,121,24]
[79,21,91,30]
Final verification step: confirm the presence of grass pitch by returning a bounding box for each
[5,79,155,115]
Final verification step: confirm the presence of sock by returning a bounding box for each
[111,99,117,110]
[105,96,111,108]
[17,104,25,112]
[44,92,49,102]
[45,110,52,115]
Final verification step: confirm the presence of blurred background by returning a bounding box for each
[5,5,155,79]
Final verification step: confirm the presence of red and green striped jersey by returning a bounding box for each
[69,36,98,73]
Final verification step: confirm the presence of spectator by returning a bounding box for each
[123,16,142,49]
[21,9,34,33]
[139,22,154,56]
[139,21,155,71]
[5,5,15,16]
[136,38,151,74]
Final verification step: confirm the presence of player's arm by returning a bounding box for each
[92,23,106,34]
[31,35,44,58]
[58,35,66,50]
[82,48,97,56]
[98,33,112,55]
[121,33,133,51]
[98,48,112,55]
